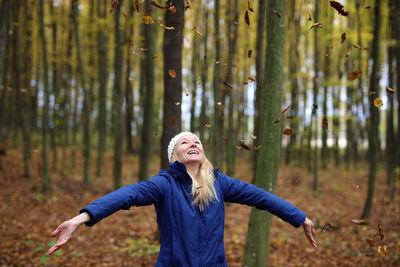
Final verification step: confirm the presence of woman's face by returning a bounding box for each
[174,134,204,165]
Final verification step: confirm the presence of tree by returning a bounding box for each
[243,1,286,266]
[361,0,381,219]
[199,2,209,143]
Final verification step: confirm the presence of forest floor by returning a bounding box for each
[0,147,399,266]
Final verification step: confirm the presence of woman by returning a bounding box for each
[48,132,318,266]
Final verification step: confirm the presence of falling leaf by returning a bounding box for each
[122,12,127,17]
[386,86,396,96]
[248,76,256,82]
[363,47,369,51]
[135,0,139,12]
[240,140,251,151]
[143,16,154,24]
[273,10,281,18]
[244,11,250,26]
[345,47,352,57]
[185,0,191,10]
[193,27,202,37]
[374,97,383,108]
[322,223,341,232]
[254,145,262,151]
[308,13,312,21]
[171,117,175,125]
[323,115,328,130]
[247,1,254,12]
[160,24,174,30]
[309,22,323,30]
[283,128,293,136]
[348,70,362,80]
[251,135,257,139]
[151,1,172,9]
[341,32,346,43]
[378,245,388,256]
[365,6,371,9]
[204,124,211,128]
[184,88,189,96]
[366,237,379,246]
[152,55,157,58]
[243,81,248,85]
[329,1,349,16]
[110,0,119,13]
[175,101,181,105]
[248,50,252,58]
[350,219,367,225]
[369,91,376,96]
[273,119,280,123]
[353,43,361,48]
[287,115,294,119]
[235,146,242,150]
[168,69,176,78]
[313,104,318,110]
[168,6,176,14]
[325,54,330,57]
[378,224,384,241]
[352,184,360,191]
[281,105,290,114]
[217,102,222,106]
[224,81,233,88]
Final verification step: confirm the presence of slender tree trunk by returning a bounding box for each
[0,0,10,141]
[12,0,30,178]
[161,0,184,170]
[212,0,222,168]
[138,0,156,180]
[243,1,285,266]
[112,0,124,189]
[96,0,108,178]
[361,0,381,219]
[39,0,51,193]
[72,2,91,184]
[312,0,319,191]
[190,11,199,134]
[199,2,209,143]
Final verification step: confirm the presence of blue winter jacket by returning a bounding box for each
[80,161,306,267]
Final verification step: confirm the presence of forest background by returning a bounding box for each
[0,0,399,266]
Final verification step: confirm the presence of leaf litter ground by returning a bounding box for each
[0,148,399,266]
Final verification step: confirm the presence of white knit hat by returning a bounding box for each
[168,132,202,162]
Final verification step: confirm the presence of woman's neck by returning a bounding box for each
[185,162,200,180]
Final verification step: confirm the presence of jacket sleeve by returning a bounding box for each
[219,173,306,227]
[79,175,168,226]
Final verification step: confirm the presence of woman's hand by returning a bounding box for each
[302,217,318,249]
[48,212,90,255]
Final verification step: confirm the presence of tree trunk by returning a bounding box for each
[225,0,238,177]
[0,0,10,141]
[190,11,199,134]
[361,0,381,219]
[212,0,222,168]
[39,0,51,193]
[138,0,156,180]
[243,1,285,266]
[96,0,108,178]
[72,2,91,184]
[161,0,184,170]
[199,2,209,143]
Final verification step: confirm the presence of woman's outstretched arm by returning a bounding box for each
[48,212,90,255]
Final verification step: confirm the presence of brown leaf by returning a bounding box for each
[369,91,376,96]
[243,81,248,85]
[341,32,346,43]
[143,16,154,24]
[353,43,361,48]
[168,6,176,14]
[386,86,396,96]
[204,124,211,128]
[248,76,256,82]
[323,115,328,130]
[168,69,176,78]
[193,27,202,37]
[251,135,257,139]
[248,50,252,58]
[273,119,280,124]
[308,13,312,21]
[378,245,388,256]
[224,81,233,88]
[254,145,262,151]
[244,11,250,26]
[247,1,254,12]
[273,10,281,18]
[281,105,290,114]
[171,117,175,125]
[287,115,294,119]
[309,22,323,30]
[151,1,172,9]
[350,219,367,225]
[365,6,371,9]
[110,0,119,13]
[135,0,139,12]
[313,104,318,110]
[378,224,384,241]
[283,128,293,136]
[160,24,174,31]
[184,88,189,96]
[322,223,341,232]
[329,1,349,16]
[348,70,362,81]
[185,0,191,10]
[240,140,251,151]
[345,47,352,57]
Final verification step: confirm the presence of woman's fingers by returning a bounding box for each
[50,227,61,238]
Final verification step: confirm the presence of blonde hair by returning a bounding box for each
[171,152,218,210]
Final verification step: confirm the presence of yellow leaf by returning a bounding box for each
[374,97,383,108]
[142,16,154,24]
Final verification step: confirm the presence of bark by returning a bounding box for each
[243,1,286,266]
[161,0,184,170]
[199,3,209,143]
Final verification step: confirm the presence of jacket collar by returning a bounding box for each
[168,161,191,182]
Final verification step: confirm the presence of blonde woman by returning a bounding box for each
[49,132,317,266]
